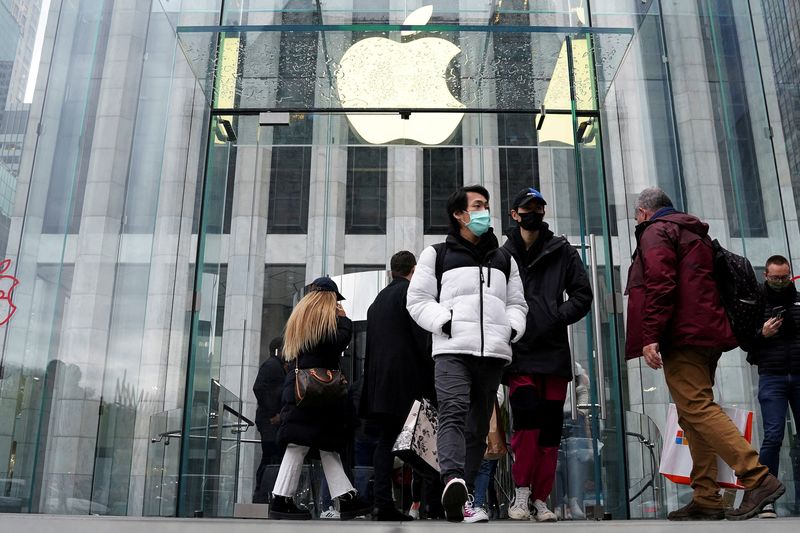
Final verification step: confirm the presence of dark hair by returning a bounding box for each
[446,185,490,233]
[269,336,283,354]
[765,255,790,269]
[390,250,416,277]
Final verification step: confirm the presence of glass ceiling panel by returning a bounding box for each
[175,23,633,113]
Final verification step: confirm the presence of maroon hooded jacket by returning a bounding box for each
[625,211,737,360]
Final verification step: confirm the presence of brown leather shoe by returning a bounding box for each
[667,501,725,521]
[725,473,785,521]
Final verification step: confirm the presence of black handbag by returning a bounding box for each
[294,362,348,408]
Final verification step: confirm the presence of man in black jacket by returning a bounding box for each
[360,251,435,521]
[502,187,593,522]
[253,336,287,504]
[748,255,800,518]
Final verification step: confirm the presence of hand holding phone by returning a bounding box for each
[771,306,785,320]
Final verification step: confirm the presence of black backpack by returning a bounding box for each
[710,239,764,352]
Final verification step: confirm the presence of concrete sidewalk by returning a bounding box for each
[0,515,798,533]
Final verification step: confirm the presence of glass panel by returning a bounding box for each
[174,25,633,112]
[144,408,182,517]
[625,410,667,519]
[178,126,231,516]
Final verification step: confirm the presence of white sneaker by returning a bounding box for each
[407,503,420,520]
[758,503,777,519]
[569,497,586,520]
[507,487,531,520]
[320,506,340,519]
[463,495,489,523]
[532,499,557,522]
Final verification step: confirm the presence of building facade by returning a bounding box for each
[0,0,797,520]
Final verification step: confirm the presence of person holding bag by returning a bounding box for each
[269,277,371,520]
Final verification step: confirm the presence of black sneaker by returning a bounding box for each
[336,490,372,520]
[758,503,777,519]
[667,501,724,521]
[373,505,413,521]
[441,477,468,523]
[268,495,312,520]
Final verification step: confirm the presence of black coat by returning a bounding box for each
[502,225,593,379]
[747,283,800,375]
[359,277,435,419]
[277,316,354,452]
[253,354,286,441]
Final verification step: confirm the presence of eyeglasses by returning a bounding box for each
[766,275,791,282]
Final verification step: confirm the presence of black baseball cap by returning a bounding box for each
[511,187,547,210]
[310,276,345,301]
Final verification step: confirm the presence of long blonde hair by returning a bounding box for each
[282,291,338,360]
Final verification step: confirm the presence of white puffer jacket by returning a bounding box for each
[407,234,528,361]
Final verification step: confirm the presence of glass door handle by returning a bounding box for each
[567,324,579,420]
[589,234,608,420]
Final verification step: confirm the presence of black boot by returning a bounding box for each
[335,491,372,520]
[373,505,413,521]
[269,495,312,520]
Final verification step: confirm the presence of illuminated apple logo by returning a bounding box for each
[336,5,465,145]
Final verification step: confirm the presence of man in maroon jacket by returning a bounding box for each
[626,187,784,521]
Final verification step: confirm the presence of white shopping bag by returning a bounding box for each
[392,398,439,474]
[659,403,753,489]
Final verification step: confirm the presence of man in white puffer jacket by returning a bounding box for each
[407,185,528,523]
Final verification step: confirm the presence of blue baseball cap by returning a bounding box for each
[511,187,547,210]
[310,276,345,301]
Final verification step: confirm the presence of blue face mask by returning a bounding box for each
[466,210,491,237]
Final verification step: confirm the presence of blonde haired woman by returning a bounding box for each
[269,277,370,520]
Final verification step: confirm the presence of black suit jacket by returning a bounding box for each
[253,355,286,440]
[359,277,435,419]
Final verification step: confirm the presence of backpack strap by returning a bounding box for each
[433,242,447,302]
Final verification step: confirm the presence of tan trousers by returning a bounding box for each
[662,346,768,507]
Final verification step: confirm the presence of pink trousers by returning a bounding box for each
[508,374,569,501]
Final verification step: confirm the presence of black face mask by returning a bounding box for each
[518,211,544,231]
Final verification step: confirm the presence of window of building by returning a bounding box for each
[267,146,311,234]
[42,4,113,234]
[423,147,463,233]
[261,265,305,361]
[343,264,385,274]
[267,1,318,234]
[698,0,767,238]
[346,147,387,234]
[493,4,540,231]
[498,114,539,232]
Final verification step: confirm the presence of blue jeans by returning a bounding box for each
[473,459,497,508]
[757,373,800,477]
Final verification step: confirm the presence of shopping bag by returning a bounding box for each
[484,400,508,460]
[659,403,753,489]
[392,398,439,474]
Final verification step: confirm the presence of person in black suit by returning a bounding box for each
[252,336,287,504]
[359,251,436,521]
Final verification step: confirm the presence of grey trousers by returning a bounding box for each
[434,354,505,487]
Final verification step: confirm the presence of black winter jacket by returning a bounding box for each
[502,225,593,379]
[359,277,435,419]
[277,316,354,452]
[747,283,800,376]
[253,354,286,442]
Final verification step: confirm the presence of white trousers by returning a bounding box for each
[272,443,355,499]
